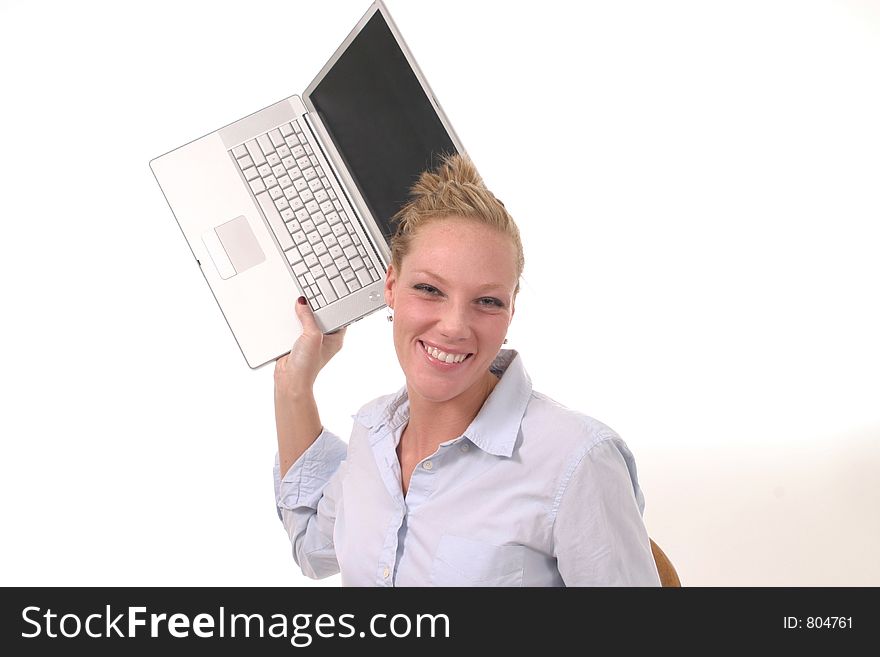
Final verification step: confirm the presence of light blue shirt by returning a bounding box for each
[274,350,661,586]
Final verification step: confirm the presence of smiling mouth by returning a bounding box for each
[419,340,473,365]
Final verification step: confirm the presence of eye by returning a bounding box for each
[477,297,504,308]
[413,283,442,296]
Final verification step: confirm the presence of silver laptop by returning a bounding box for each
[150,1,464,368]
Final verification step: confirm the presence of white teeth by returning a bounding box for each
[422,342,467,364]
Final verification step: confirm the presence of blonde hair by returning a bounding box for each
[390,153,524,293]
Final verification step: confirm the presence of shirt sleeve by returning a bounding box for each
[273,429,348,579]
[552,436,661,586]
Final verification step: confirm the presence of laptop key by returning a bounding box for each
[257,134,274,156]
[232,144,248,159]
[255,191,293,250]
[356,267,372,287]
[330,276,348,299]
[316,276,337,304]
[246,140,267,166]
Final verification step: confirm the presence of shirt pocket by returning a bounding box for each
[429,535,525,587]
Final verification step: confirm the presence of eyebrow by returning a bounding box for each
[411,270,509,293]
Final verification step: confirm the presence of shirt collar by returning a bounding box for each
[354,349,533,458]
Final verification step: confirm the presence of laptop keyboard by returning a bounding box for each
[230,121,381,309]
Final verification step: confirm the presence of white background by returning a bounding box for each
[2,0,878,586]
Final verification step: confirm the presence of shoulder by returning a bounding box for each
[523,389,622,454]
[351,388,407,429]
[517,389,644,512]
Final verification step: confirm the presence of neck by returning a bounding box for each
[403,370,499,454]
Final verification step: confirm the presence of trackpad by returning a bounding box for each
[202,216,265,279]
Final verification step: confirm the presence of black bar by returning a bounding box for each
[1,587,873,653]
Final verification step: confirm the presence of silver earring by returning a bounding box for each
[503,338,508,344]
[386,309,394,322]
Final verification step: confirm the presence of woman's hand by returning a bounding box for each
[274,297,347,399]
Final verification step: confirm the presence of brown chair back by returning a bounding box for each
[650,539,681,587]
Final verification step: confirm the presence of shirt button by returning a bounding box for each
[422,460,433,470]
[383,567,390,579]
[459,443,469,452]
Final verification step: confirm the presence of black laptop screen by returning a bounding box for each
[309,11,458,243]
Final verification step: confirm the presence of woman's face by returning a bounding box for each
[384,217,518,405]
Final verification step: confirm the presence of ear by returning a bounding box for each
[384,264,397,309]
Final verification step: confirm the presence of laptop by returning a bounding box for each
[150,0,464,368]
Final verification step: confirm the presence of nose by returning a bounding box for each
[436,300,471,342]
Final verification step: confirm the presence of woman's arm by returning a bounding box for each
[274,297,346,475]
[552,436,661,586]
[273,297,349,579]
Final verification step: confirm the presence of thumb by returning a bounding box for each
[294,296,321,335]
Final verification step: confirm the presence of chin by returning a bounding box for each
[406,372,467,404]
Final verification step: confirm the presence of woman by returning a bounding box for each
[273,154,660,586]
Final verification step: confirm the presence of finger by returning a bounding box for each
[294,296,321,334]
